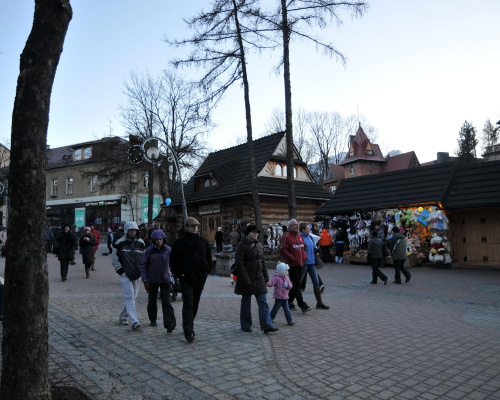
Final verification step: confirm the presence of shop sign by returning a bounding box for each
[85,200,119,207]
[142,197,160,223]
[75,208,85,228]
[199,204,220,215]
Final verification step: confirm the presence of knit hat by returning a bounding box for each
[276,263,289,277]
[243,224,260,235]
[84,227,91,231]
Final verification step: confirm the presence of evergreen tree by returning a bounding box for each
[456,121,478,163]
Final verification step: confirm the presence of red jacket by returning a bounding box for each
[91,228,101,251]
[280,232,306,267]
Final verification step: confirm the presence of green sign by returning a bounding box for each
[142,197,160,224]
[75,208,85,228]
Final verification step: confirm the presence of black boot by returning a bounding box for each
[85,268,90,279]
[314,288,330,309]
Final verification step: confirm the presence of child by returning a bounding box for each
[267,263,294,325]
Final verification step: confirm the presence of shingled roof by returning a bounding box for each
[340,125,385,165]
[176,132,331,204]
[315,160,500,215]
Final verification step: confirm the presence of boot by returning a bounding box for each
[85,268,90,279]
[314,288,330,309]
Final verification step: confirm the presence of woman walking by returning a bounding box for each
[57,224,78,281]
[234,224,278,334]
[79,227,97,279]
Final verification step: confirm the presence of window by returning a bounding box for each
[195,175,218,191]
[144,171,149,188]
[350,166,355,174]
[276,164,282,176]
[329,185,336,192]
[91,175,99,192]
[74,148,82,160]
[51,180,58,196]
[65,178,73,194]
[84,146,92,159]
[349,151,354,157]
[366,150,373,155]
[74,146,92,160]
[107,179,117,191]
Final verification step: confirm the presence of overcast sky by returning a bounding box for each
[1,0,499,164]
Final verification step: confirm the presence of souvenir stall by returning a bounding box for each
[320,205,451,267]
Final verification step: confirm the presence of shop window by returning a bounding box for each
[144,171,149,188]
[91,175,99,192]
[65,178,73,194]
[51,179,58,196]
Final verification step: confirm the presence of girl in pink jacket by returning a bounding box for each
[267,263,294,325]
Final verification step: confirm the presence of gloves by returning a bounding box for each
[116,267,125,275]
[283,282,289,288]
[143,281,151,294]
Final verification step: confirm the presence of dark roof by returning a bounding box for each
[340,126,385,165]
[315,160,500,214]
[46,137,128,170]
[174,132,331,204]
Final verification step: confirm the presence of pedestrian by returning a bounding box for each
[280,219,312,313]
[112,221,145,330]
[318,228,333,263]
[334,226,347,263]
[234,224,278,334]
[57,224,78,281]
[390,226,412,284]
[69,224,79,265]
[215,227,223,252]
[90,225,101,271]
[79,227,97,279]
[228,228,240,247]
[267,262,294,326]
[141,229,176,333]
[299,223,329,309]
[112,221,126,248]
[45,225,54,254]
[170,217,212,342]
[106,227,114,254]
[367,230,389,285]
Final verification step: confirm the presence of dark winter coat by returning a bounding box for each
[141,244,172,284]
[234,236,269,296]
[170,232,212,283]
[215,230,223,245]
[367,237,388,260]
[112,236,146,280]
[79,234,97,264]
[57,230,78,261]
[390,231,407,260]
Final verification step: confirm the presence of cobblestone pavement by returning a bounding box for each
[1,247,500,399]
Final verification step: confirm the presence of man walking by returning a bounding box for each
[112,221,145,330]
[170,217,212,342]
[280,219,312,313]
[390,226,412,284]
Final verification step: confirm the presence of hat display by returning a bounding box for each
[185,217,200,226]
[243,224,261,235]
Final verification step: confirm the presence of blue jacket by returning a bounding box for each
[299,232,316,265]
[141,244,172,284]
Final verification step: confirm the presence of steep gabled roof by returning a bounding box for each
[340,125,385,165]
[176,132,331,204]
[381,151,419,173]
[315,160,500,214]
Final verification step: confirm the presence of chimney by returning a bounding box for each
[437,152,449,163]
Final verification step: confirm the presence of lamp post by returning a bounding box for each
[128,137,188,223]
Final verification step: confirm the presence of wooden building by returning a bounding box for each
[168,132,332,242]
[315,160,500,268]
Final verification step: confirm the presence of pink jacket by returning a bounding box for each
[267,271,293,300]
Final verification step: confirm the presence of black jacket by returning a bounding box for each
[170,232,212,283]
[79,234,97,264]
[57,230,78,260]
[234,236,269,296]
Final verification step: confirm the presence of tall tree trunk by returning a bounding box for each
[0,1,72,399]
[281,0,297,219]
[232,0,263,234]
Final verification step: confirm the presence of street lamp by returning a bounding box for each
[128,137,188,222]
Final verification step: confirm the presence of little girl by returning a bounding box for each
[267,263,294,325]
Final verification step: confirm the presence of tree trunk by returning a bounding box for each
[232,0,263,235]
[0,1,72,399]
[281,0,297,219]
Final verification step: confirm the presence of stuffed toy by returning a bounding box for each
[435,210,449,230]
[411,208,421,225]
[404,209,413,225]
[348,230,360,249]
[425,206,438,226]
[395,210,404,224]
[385,210,395,223]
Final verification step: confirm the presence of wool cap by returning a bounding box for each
[185,217,200,226]
[243,224,260,235]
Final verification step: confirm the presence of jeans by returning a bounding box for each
[240,293,274,331]
[179,277,206,337]
[270,299,292,323]
[393,259,411,283]
[288,266,307,308]
[119,274,140,325]
[299,264,320,290]
[147,282,176,328]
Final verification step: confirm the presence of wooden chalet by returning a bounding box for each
[167,132,332,242]
[315,160,500,268]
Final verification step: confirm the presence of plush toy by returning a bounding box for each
[404,209,413,225]
[425,206,438,227]
[411,208,421,225]
[385,210,395,223]
[395,210,404,224]
[435,210,449,230]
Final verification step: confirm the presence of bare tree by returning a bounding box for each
[168,0,274,234]
[481,119,499,154]
[252,0,368,218]
[1,1,72,399]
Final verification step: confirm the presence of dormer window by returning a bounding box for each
[74,146,92,160]
[349,151,354,157]
[365,143,373,155]
[195,174,218,191]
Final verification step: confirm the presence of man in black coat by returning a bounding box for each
[170,217,212,342]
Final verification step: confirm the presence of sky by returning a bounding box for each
[1,0,499,164]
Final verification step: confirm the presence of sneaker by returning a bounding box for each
[132,322,141,330]
[241,327,252,333]
[301,305,312,313]
[120,319,129,325]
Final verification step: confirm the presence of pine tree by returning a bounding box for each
[456,121,478,163]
